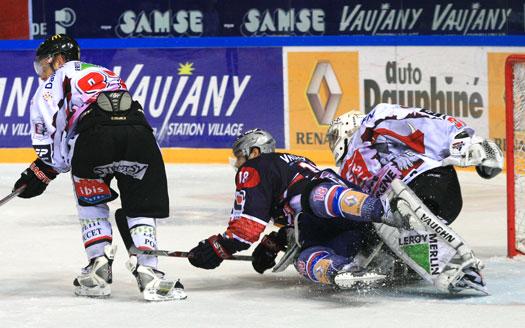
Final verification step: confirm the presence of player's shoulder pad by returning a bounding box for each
[235,164,262,189]
[235,153,280,189]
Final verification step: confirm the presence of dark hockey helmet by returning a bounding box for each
[34,34,79,76]
[36,34,80,62]
[232,129,276,158]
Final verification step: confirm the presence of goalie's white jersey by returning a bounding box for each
[29,61,127,172]
[339,103,475,197]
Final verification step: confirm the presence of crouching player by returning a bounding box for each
[187,129,406,288]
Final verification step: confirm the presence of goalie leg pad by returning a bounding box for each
[380,179,488,295]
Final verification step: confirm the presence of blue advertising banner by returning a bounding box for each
[0,47,284,148]
[30,0,523,38]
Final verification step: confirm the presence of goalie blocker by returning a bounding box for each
[376,179,488,295]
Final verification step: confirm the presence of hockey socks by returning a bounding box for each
[295,246,385,289]
[80,217,113,260]
[308,183,383,222]
[128,217,158,268]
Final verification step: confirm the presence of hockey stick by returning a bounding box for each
[0,185,26,207]
[129,245,253,261]
[114,209,252,261]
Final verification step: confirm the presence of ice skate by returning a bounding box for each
[127,256,187,301]
[332,263,386,289]
[73,244,117,298]
[439,258,489,295]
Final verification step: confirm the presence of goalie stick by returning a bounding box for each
[0,186,26,207]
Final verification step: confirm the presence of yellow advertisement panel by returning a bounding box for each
[488,52,525,152]
[287,51,359,164]
[487,52,512,150]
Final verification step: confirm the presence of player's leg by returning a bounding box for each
[294,227,385,289]
[378,179,487,295]
[408,166,462,224]
[70,130,119,297]
[114,125,185,301]
[301,178,407,228]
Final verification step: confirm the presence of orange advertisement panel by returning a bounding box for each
[487,52,525,153]
[287,51,359,164]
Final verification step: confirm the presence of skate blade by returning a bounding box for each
[334,272,386,289]
[74,285,111,298]
[462,280,490,296]
[143,282,187,301]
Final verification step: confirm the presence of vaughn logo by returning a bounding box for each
[339,3,423,34]
[431,3,511,34]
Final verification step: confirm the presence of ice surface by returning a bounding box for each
[1,164,525,328]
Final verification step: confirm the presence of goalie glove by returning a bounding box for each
[443,134,503,178]
[475,140,503,179]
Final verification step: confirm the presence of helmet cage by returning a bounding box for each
[327,111,366,166]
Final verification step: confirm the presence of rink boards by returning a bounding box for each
[0,37,524,164]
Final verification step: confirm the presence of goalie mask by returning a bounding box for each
[327,111,366,166]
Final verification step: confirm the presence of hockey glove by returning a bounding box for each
[252,229,288,274]
[188,235,232,270]
[14,158,57,198]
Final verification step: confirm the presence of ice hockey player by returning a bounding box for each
[12,34,185,301]
[325,103,503,294]
[327,103,503,225]
[187,128,407,288]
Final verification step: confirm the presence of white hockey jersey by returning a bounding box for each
[29,61,127,172]
[339,103,475,197]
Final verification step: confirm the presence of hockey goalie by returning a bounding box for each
[322,103,504,295]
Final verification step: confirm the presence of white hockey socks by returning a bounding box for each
[80,217,113,260]
[128,217,158,268]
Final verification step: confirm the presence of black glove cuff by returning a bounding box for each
[32,158,58,183]
[208,235,232,259]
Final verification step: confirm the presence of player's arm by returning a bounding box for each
[188,166,273,270]
[392,106,503,178]
[442,131,504,179]
[13,78,63,198]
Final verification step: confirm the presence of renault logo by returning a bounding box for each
[307,61,342,125]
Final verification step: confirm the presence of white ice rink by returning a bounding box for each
[1,164,525,328]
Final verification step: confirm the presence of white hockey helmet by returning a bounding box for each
[232,128,276,158]
[327,111,366,166]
